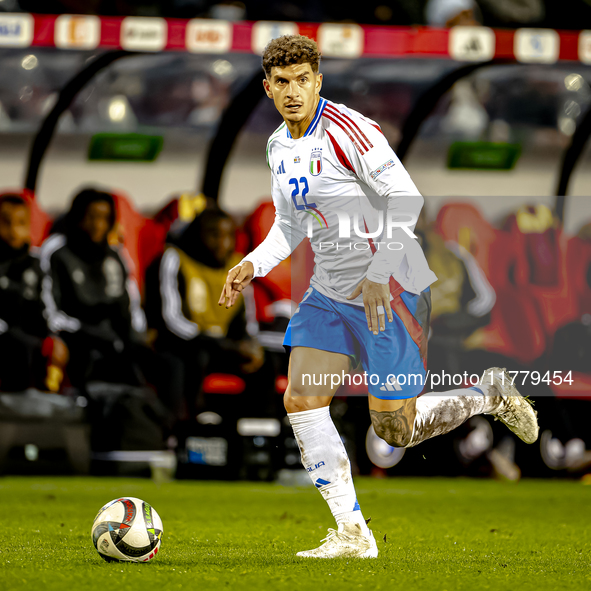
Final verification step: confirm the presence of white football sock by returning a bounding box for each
[407,385,500,447]
[288,406,369,536]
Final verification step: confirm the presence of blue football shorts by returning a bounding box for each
[283,286,431,400]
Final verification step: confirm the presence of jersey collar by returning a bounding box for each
[286,97,327,139]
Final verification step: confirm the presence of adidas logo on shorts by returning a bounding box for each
[380,376,402,392]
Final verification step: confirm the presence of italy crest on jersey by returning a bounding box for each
[310,149,322,176]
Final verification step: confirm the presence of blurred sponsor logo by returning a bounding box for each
[318,23,363,58]
[514,28,559,63]
[449,26,495,62]
[121,17,167,52]
[55,15,100,49]
[0,13,33,47]
[579,31,591,65]
[186,19,231,53]
[251,21,298,55]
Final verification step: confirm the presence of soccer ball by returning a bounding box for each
[91,497,163,563]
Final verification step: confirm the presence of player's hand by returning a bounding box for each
[218,261,255,308]
[347,278,393,335]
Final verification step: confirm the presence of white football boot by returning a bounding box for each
[484,367,539,444]
[296,523,378,558]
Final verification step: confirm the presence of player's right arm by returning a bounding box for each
[218,260,255,309]
[219,138,306,308]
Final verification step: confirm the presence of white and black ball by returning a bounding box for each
[91,497,163,563]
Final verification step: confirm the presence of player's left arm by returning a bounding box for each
[336,113,436,332]
[345,119,425,278]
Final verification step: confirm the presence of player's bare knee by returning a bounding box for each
[370,410,413,448]
[284,390,317,414]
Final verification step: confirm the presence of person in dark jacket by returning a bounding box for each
[0,193,68,392]
[148,207,271,419]
[415,208,496,376]
[40,188,147,388]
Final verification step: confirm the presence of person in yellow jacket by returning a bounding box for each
[154,208,267,419]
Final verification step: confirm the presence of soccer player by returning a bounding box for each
[219,35,538,558]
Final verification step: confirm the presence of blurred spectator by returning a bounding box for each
[40,188,148,388]
[11,0,589,29]
[209,1,246,20]
[579,222,591,293]
[544,1,591,31]
[504,205,561,287]
[0,193,67,392]
[0,0,22,11]
[549,219,591,374]
[440,80,489,138]
[170,0,210,18]
[415,208,523,480]
[477,0,544,27]
[18,0,101,14]
[19,1,154,16]
[149,208,271,419]
[425,0,481,27]
[425,0,545,27]
[416,208,496,375]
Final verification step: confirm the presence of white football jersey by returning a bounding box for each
[242,97,437,306]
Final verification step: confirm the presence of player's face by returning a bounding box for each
[202,217,235,266]
[80,201,112,244]
[263,63,322,127]
[0,202,30,251]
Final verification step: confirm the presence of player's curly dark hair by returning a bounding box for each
[262,35,321,77]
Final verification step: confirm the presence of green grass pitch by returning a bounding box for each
[1,476,590,591]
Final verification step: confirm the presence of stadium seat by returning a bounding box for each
[435,202,545,364]
[242,199,311,323]
[111,191,147,288]
[137,198,179,285]
[274,375,288,394]
[25,193,53,247]
[478,233,546,364]
[434,201,498,277]
[505,208,580,345]
[112,191,182,293]
[480,284,546,364]
[550,372,591,401]
[565,234,591,316]
[202,373,246,395]
[243,200,293,318]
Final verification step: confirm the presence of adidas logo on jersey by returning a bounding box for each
[277,160,285,174]
[380,376,402,392]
